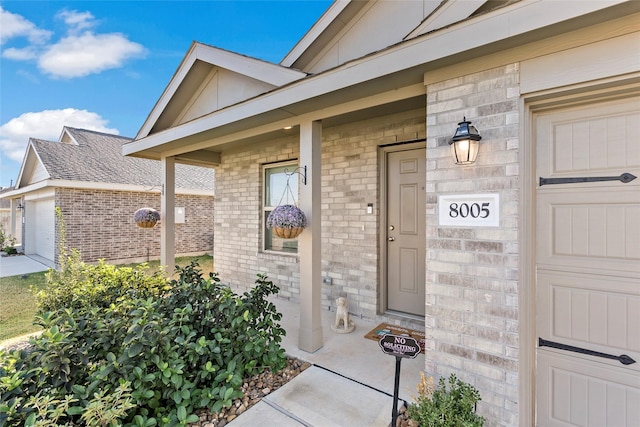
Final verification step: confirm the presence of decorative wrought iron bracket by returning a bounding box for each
[539,338,636,365]
[539,172,636,186]
[286,166,307,185]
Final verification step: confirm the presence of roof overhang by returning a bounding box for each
[123,0,637,160]
[0,180,215,199]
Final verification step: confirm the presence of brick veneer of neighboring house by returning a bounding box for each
[2,127,215,266]
[56,188,214,265]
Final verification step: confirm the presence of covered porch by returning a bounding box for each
[270,294,424,404]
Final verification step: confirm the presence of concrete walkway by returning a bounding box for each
[228,296,424,426]
[0,254,52,278]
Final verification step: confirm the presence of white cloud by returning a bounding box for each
[0,7,52,45]
[39,32,146,78]
[3,46,38,60]
[56,10,96,34]
[0,109,119,162]
[1,7,146,78]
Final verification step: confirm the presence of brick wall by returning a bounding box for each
[55,188,213,264]
[425,64,520,425]
[214,109,425,321]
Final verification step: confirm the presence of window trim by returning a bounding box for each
[262,159,299,254]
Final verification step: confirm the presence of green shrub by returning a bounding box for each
[0,224,17,252]
[0,261,286,426]
[408,372,485,427]
[36,249,168,312]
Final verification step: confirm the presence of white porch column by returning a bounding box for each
[298,120,323,352]
[161,155,176,273]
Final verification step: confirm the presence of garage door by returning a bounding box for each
[34,198,55,262]
[535,96,640,426]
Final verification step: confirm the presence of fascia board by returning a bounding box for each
[406,0,486,39]
[47,180,215,196]
[58,126,79,144]
[280,0,351,67]
[125,0,629,156]
[194,44,306,86]
[23,186,55,200]
[16,142,50,189]
[137,43,200,139]
[137,43,306,140]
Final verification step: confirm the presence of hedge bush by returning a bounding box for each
[0,261,286,426]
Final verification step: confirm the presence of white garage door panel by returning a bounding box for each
[537,97,640,179]
[34,199,55,262]
[537,187,640,277]
[537,272,640,367]
[538,352,640,427]
[536,93,640,426]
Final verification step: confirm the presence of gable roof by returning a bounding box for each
[280,0,519,73]
[124,0,637,160]
[137,42,307,139]
[11,127,214,194]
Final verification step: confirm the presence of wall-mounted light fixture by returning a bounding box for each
[450,117,482,165]
[17,203,24,210]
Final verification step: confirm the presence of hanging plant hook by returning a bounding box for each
[284,166,307,186]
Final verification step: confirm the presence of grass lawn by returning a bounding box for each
[0,254,214,342]
[0,271,48,341]
[119,254,215,278]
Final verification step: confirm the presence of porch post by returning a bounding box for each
[9,198,17,243]
[298,120,323,353]
[161,155,176,273]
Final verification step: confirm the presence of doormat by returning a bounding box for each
[364,323,426,354]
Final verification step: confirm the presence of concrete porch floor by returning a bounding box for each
[270,296,425,404]
[226,296,426,426]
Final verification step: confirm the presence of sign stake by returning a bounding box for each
[392,356,402,427]
[378,333,420,426]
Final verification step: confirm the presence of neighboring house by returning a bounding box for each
[122,1,640,425]
[0,193,21,246]
[0,127,214,266]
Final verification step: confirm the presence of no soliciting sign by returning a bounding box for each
[378,334,420,359]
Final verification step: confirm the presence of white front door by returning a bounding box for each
[386,147,426,316]
[535,95,640,426]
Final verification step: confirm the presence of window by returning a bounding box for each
[263,161,299,253]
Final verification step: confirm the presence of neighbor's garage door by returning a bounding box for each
[535,95,640,426]
[34,198,55,262]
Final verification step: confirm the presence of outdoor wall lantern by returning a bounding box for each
[450,117,482,165]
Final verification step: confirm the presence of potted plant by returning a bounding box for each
[134,207,160,228]
[266,204,307,239]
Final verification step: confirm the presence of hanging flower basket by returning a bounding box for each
[134,207,160,228]
[267,204,307,239]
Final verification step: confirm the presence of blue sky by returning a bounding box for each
[0,0,332,188]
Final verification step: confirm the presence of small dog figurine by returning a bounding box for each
[332,297,355,333]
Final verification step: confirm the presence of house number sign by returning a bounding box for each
[438,193,499,227]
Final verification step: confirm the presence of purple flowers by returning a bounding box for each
[134,207,160,227]
[266,205,307,229]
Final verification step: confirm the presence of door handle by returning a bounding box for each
[388,237,395,241]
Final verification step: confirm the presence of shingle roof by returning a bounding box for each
[31,127,214,191]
